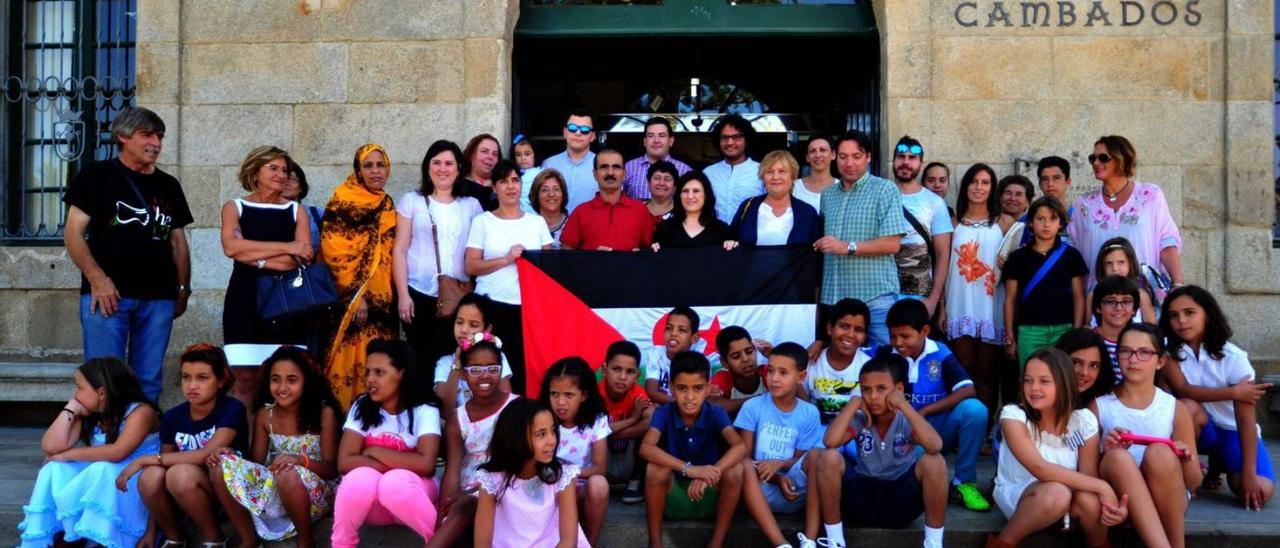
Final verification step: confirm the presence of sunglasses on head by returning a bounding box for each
[1088,153,1113,164]
[565,123,592,135]
[895,143,923,155]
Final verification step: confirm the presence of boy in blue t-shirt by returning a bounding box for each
[883,298,992,512]
[735,342,823,548]
[811,353,948,548]
[640,351,745,548]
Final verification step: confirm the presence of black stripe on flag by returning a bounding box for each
[520,246,819,308]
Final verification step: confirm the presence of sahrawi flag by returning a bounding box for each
[517,246,819,396]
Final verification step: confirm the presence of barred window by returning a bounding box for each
[2,0,136,243]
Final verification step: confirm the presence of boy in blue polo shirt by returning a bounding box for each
[884,298,992,512]
[736,342,823,548]
[640,351,746,548]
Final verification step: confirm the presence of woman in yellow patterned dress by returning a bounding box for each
[319,144,399,407]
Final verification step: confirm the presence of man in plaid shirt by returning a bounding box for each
[814,130,908,346]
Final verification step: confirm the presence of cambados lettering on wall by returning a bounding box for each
[953,0,1202,28]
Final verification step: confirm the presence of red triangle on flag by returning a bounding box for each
[518,257,625,398]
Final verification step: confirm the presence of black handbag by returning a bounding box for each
[255,261,339,326]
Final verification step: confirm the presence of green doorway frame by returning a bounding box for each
[514,0,877,39]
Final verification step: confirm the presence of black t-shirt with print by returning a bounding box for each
[63,158,193,300]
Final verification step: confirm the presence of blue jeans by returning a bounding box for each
[925,397,987,484]
[79,295,175,400]
[865,293,898,347]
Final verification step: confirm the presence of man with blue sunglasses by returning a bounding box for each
[892,135,953,318]
[540,108,599,213]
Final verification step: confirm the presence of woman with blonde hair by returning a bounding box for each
[320,143,399,407]
[220,145,313,403]
[730,149,820,247]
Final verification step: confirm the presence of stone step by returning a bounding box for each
[0,362,76,402]
[5,504,1280,548]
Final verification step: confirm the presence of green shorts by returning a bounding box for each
[664,477,719,520]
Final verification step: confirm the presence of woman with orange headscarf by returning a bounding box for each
[320,144,398,407]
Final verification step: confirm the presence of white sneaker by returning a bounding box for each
[922,538,943,548]
[797,533,817,548]
[816,538,846,548]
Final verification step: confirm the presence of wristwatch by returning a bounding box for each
[846,241,858,255]
[256,259,267,269]
[176,284,191,294]
[682,461,692,475]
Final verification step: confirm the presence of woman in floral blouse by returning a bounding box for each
[1069,135,1183,289]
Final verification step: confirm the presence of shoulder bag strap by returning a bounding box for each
[902,207,935,265]
[1022,243,1068,300]
[424,196,445,280]
[111,159,149,207]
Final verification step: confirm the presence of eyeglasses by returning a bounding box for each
[463,365,503,376]
[895,143,923,155]
[1116,347,1158,362]
[719,133,745,142]
[1101,298,1135,309]
[1087,153,1113,164]
[565,123,592,135]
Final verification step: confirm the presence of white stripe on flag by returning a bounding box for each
[595,304,816,359]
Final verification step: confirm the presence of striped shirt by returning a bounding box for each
[623,155,693,200]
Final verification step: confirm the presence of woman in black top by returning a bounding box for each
[651,171,738,251]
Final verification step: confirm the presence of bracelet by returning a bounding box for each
[301,454,310,468]
[156,453,163,467]
[62,408,77,420]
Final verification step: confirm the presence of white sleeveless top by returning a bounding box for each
[1094,388,1176,465]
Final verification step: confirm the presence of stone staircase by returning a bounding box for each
[4,425,1280,547]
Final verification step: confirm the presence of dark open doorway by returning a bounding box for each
[513,6,881,171]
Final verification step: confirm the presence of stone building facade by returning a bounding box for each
[1,1,1277,412]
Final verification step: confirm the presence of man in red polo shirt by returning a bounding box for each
[561,148,655,251]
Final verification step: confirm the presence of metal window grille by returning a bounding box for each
[2,0,136,244]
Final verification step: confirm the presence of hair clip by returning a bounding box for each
[460,332,503,352]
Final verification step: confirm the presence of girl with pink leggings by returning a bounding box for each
[331,340,445,548]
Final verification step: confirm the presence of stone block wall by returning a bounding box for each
[0,0,519,406]
[877,0,1280,377]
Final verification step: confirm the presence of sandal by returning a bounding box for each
[159,541,187,548]
[201,541,227,548]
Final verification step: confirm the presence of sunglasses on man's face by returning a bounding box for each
[565,123,592,135]
[1088,153,1112,164]
[895,143,923,155]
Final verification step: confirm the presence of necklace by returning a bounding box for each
[1106,179,1132,203]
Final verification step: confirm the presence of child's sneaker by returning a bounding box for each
[950,482,992,512]
[815,538,845,548]
[621,479,644,503]
[796,533,818,548]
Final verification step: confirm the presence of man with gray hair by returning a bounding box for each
[63,106,192,399]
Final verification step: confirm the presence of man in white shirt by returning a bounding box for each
[536,108,598,213]
[703,114,763,223]
[892,136,953,316]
